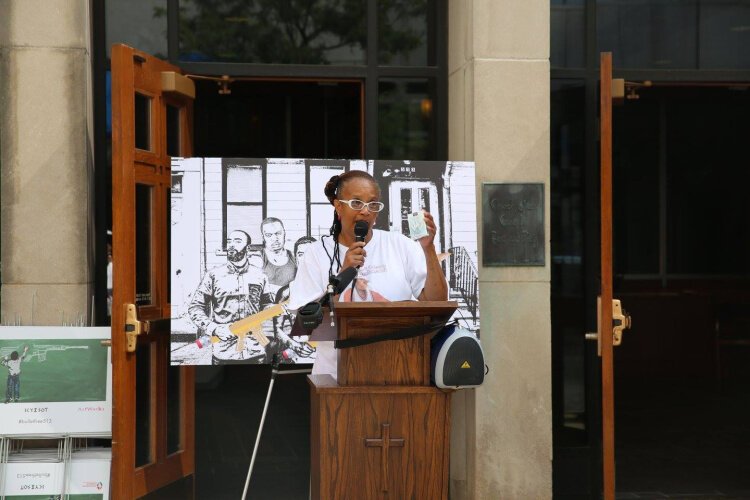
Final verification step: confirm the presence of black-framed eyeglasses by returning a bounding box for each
[337,199,385,213]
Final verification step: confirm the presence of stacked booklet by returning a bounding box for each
[0,447,111,499]
[2,448,63,498]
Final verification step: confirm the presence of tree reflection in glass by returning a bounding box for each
[155,0,430,65]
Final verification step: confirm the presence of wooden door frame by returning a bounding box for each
[111,44,195,499]
[600,51,616,500]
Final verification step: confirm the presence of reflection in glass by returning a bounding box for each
[597,0,750,70]
[550,80,586,441]
[167,188,172,302]
[550,0,585,68]
[378,79,435,160]
[176,0,366,65]
[167,105,181,157]
[135,93,152,151]
[136,184,153,306]
[195,80,361,158]
[378,0,431,66]
[167,366,182,455]
[135,343,153,467]
[665,88,750,274]
[698,3,750,69]
[106,0,168,58]
[612,92,660,274]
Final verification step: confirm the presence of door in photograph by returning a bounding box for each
[111,44,195,498]
[388,180,441,251]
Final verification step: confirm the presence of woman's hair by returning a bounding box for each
[323,170,380,207]
[323,170,380,277]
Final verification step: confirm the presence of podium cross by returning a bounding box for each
[365,423,405,492]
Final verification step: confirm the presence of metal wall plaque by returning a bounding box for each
[482,183,545,267]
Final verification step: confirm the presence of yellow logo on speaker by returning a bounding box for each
[461,361,471,369]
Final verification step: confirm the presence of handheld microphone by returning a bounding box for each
[354,220,369,243]
[353,220,369,277]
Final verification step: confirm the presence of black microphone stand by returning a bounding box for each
[241,306,312,500]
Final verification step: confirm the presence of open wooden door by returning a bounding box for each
[111,44,195,498]
[599,51,617,500]
[590,52,631,500]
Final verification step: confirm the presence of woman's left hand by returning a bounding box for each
[418,211,437,249]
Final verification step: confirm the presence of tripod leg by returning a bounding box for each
[241,372,276,500]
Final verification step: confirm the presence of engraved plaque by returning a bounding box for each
[482,183,545,266]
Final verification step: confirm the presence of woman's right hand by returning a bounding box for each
[343,241,367,269]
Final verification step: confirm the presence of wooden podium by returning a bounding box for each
[309,301,457,500]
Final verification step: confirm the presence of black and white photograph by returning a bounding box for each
[170,158,479,366]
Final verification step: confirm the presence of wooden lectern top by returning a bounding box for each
[333,300,457,386]
[333,300,458,318]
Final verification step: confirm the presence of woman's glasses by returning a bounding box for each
[338,199,385,213]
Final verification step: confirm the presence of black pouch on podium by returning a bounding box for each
[430,323,486,389]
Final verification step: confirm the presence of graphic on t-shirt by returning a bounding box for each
[339,277,389,302]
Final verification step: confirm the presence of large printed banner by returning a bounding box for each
[170,158,480,366]
[0,327,112,436]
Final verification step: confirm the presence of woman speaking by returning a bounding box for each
[289,170,448,378]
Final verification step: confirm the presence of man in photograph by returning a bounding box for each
[259,218,313,361]
[261,217,297,294]
[293,236,317,265]
[2,345,29,403]
[188,230,274,364]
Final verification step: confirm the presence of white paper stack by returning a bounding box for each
[7,448,63,463]
[67,448,112,499]
[1,460,64,497]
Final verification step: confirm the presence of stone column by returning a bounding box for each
[0,0,93,326]
[449,1,551,498]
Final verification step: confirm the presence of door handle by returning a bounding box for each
[585,298,632,356]
[124,303,146,353]
[123,304,171,353]
[612,299,631,346]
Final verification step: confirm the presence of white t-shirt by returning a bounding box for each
[289,229,428,378]
[2,356,24,376]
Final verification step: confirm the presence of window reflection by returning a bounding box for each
[378,0,432,66]
[551,0,585,68]
[106,0,167,58]
[176,0,367,65]
[135,184,153,306]
[597,0,750,70]
[551,80,587,440]
[378,79,436,160]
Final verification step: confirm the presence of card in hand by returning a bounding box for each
[408,211,429,240]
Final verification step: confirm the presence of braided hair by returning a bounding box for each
[322,170,381,278]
